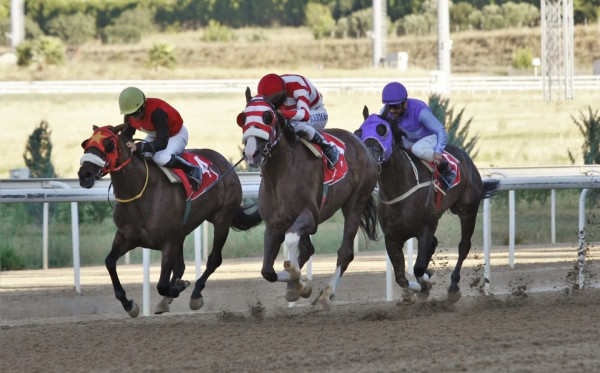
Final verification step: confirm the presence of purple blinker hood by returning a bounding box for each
[358,114,393,162]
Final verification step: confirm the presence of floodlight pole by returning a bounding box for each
[372,0,387,67]
[10,0,25,52]
[437,0,452,94]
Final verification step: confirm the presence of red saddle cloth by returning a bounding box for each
[428,152,460,209]
[171,152,219,200]
[320,133,348,186]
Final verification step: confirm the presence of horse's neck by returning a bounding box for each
[380,149,426,191]
[261,138,311,187]
[110,154,154,193]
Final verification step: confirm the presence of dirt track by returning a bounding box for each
[1,246,599,372]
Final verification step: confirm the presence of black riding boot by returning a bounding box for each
[311,132,339,168]
[438,160,456,188]
[166,155,203,190]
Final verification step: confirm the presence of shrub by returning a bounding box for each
[0,244,25,271]
[512,47,534,70]
[15,36,65,67]
[100,6,156,45]
[201,20,235,42]
[47,12,96,46]
[146,42,176,69]
[568,106,600,165]
[305,3,335,40]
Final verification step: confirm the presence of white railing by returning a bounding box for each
[0,76,598,95]
[1,166,599,315]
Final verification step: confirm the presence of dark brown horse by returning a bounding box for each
[356,107,498,302]
[237,90,379,309]
[78,125,261,317]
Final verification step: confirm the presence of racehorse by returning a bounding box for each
[78,124,262,317]
[237,89,379,309]
[356,107,498,302]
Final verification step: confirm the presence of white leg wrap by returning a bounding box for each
[328,266,342,295]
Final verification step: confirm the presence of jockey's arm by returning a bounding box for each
[419,109,448,154]
[133,109,170,153]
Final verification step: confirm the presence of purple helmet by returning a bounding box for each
[382,82,408,105]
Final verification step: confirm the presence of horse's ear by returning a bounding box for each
[245,87,252,103]
[93,125,99,130]
[354,129,363,139]
[362,106,369,120]
[113,123,127,133]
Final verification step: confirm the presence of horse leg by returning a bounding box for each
[283,234,315,301]
[190,221,228,310]
[260,226,285,282]
[448,209,478,303]
[314,205,361,310]
[105,232,139,318]
[280,231,313,302]
[413,226,438,297]
[156,242,185,299]
[156,250,190,314]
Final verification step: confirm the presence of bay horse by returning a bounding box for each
[78,124,262,317]
[238,89,379,309]
[356,107,498,302]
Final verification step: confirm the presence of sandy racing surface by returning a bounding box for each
[1,245,599,372]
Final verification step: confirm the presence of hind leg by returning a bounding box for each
[190,221,229,310]
[448,207,478,303]
[156,251,190,314]
[413,226,439,297]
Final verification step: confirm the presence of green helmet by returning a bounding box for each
[119,87,146,115]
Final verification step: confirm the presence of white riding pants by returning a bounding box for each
[290,106,328,141]
[142,125,189,166]
[405,134,436,162]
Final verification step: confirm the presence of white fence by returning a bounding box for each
[0,76,599,96]
[1,167,600,315]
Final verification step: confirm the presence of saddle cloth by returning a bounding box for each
[300,133,348,186]
[159,152,219,200]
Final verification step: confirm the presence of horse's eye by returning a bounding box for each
[376,124,388,137]
[236,112,246,128]
[262,111,274,125]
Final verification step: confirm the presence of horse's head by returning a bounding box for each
[237,87,292,168]
[354,106,395,163]
[78,124,130,188]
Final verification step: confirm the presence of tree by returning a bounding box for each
[569,106,600,165]
[23,120,57,178]
[23,120,57,225]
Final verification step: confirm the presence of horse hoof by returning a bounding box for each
[189,297,204,311]
[155,297,171,314]
[127,301,140,318]
[299,282,312,299]
[408,281,421,293]
[447,290,462,303]
[313,285,333,311]
[175,279,191,290]
[285,282,300,302]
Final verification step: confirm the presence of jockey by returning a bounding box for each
[380,82,456,187]
[257,73,339,168]
[119,86,203,190]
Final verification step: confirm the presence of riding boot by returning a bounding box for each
[438,160,456,188]
[166,155,203,191]
[311,132,339,169]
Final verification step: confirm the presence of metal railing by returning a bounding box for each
[0,76,598,95]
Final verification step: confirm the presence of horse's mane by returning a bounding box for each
[276,110,298,145]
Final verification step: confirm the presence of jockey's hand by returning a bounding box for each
[433,152,443,166]
[126,141,137,152]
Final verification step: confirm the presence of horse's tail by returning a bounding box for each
[359,193,379,241]
[230,203,263,231]
[481,178,500,199]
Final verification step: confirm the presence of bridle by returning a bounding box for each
[80,126,148,203]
